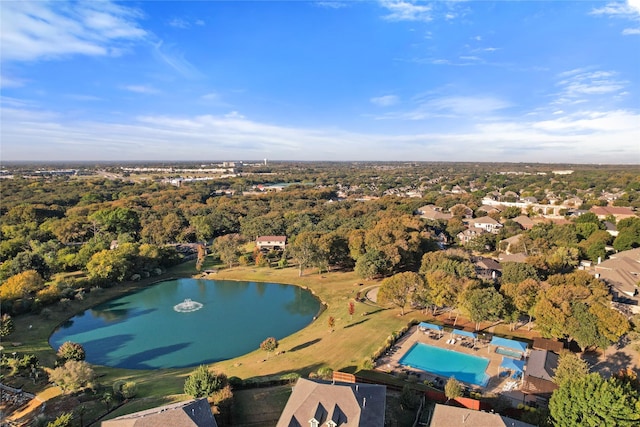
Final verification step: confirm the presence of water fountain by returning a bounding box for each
[173,298,203,313]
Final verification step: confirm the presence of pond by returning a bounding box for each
[49,279,321,369]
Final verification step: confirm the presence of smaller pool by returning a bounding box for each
[495,347,524,359]
[399,343,490,387]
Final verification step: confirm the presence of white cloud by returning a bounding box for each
[2,106,639,163]
[152,41,202,79]
[168,18,190,29]
[380,1,432,23]
[554,69,627,104]
[0,1,146,62]
[201,92,220,101]
[590,1,640,35]
[123,85,159,94]
[316,2,348,9]
[370,95,399,107]
[0,74,25,88]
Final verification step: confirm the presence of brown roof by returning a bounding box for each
[276,378,386,427]
[521,375,558,398]
[256,235,287,242]
[101,399,217,427]
[532,338,564,353]
[430,404,535,427]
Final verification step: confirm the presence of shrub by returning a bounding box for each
[46,360,95,393]
[57,342,86,362]
[260,337,278,355]
[184,365,227,398]
[317,367,333,380]
[400,385,420,410]
[361,358,374,370]
[280,373,300,384]
[46,413,73,427]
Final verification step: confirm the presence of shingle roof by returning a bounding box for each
[429,404,535,427]
[276,378,386,427]
[101,399,217,427]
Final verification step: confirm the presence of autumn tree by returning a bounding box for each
[348,301,355,320]
[328,316,335,332]
[212,233,245,268]
[377,272,423,316]
[0,270,45,301]
[500,278,540,330]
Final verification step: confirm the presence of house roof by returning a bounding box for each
[521,375,558,398]
[498,253,528,263]
[475,258,502,271]
[594,248,640,298]
[532,338,564,353]
[525,350,558,382]
[590,206,637,218]
[512,216,535,229]
[429,404,535,427]
[276,378,386,427]
[470,216,500,225]
[101,399,217,427]
[256,235,287,242]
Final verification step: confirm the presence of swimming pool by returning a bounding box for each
[398,342,490,386]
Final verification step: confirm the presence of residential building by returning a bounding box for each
[276,378,386,427]
[429,404,535,427]
[521,350,559,405]
[468,216,503,233]
[512,215,534,230]
[256,235,287,251]
[417,205,452,221]
[593,247,640,311]
[101,399,217,427]
[457,227,487,244]
[589,206,637,222]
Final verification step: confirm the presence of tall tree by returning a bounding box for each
[212,234,245,268]
[377,272,423,316]
[550,373,640,427]
[460,286,505,331]
[288,231,322,277]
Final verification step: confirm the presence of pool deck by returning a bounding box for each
[375,325,525,394]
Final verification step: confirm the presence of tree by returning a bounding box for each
[460,287,504,331]
[445,377,463,402]
[377,272,423,316]
[550,373,640,427]
[553,351,590,386]
[0,270,45,301]
[288,231,322,277]
[45,360,95,393]
[184,365,226,398]
[500,278,540,330]
[0,313,14,337]
[501,262,539,283]
[328,316,335,332]
[348,301,355,320]
[354,249,390,280]
[260,337,278,358]
[57,341,86,362]
[212,233,245,268]
[86,247,134,283]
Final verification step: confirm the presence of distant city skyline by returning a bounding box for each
[1,1,639,164]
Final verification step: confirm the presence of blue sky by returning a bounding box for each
[1,0,639,163]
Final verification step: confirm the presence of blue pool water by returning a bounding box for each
[398,342,490,386]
